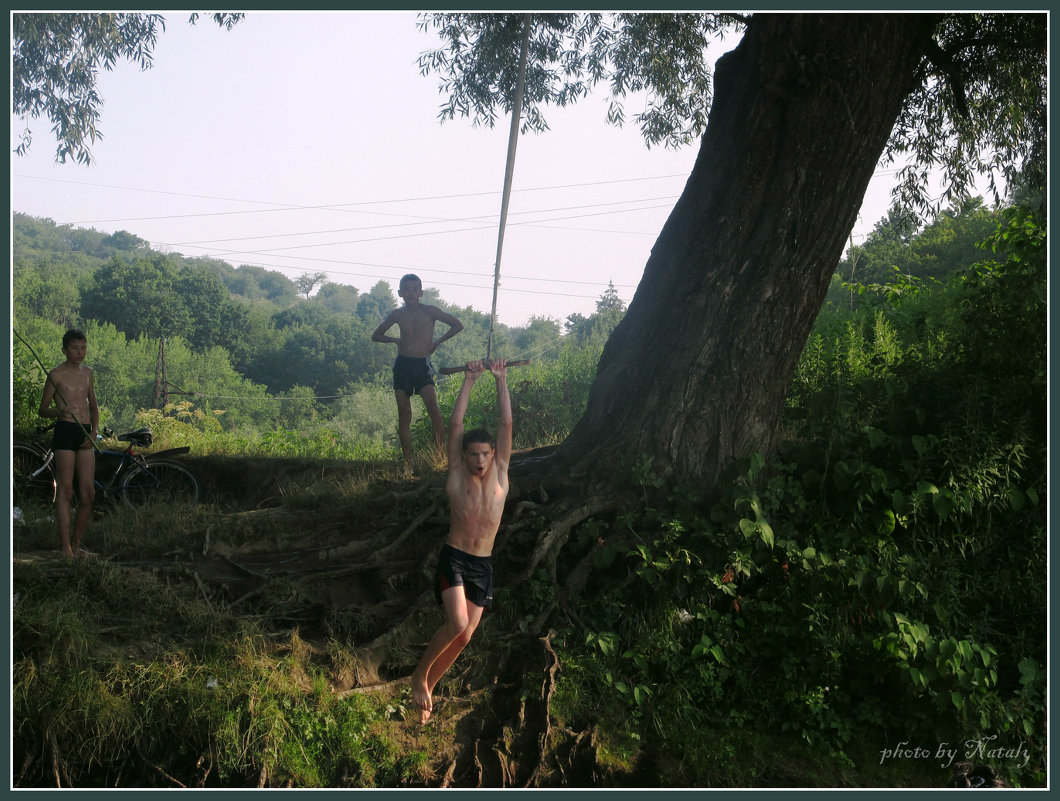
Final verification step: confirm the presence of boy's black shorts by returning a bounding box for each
[393,355,434,396]
[51,420,90,451]
[434,543,493,609]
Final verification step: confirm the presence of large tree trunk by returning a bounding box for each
[557,13,939,488]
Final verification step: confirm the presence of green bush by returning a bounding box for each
[550,209,1047,786]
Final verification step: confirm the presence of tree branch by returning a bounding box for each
[924,39,970,120]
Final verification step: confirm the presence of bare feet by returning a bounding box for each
[411,676,432,724]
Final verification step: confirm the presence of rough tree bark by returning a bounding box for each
[556,13,940,490]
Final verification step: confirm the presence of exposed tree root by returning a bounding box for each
[517,499,614,585]
[48,729,71,788]
[195,751,213,788]
[377,501,440,557]
[525,630,560,787]
[137,746,186,788]
[440,758,457,787]
[16,742,37,787]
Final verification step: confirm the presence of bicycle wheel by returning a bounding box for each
[13,443,56,509]
[119,460,201,508]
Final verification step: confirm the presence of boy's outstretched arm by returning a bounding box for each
[491,359,512,471]
[447,361,483,468]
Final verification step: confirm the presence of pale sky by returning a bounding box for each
[12,11,910,328]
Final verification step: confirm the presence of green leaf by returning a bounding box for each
[932,493,955,519]
[833,460,854,489]
[759,521,775,549]
[1006,486,1026,511]
[951,691,964,711]
[892,489,908,513]
[917,481,939,495]
[738,518,757,539]
[749,493,765,520]
[749,452,766,479]
[865,426,887,449]
[1018,658,1038,684]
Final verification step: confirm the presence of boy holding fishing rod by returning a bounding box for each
[38,329,99,559]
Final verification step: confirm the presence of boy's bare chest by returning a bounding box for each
[398,307,435,333]
[54,367,89,398]
[450,480,505,518]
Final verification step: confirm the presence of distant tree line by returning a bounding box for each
[12,212,626,439]
[13,198,1007,444]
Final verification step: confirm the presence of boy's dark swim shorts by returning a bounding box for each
[393,355,434,396]
[51,420,90,451]
[434,543,493,609]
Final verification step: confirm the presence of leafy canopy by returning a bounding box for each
[12,12,243,164]
[417,12,1046,213]
[417,13,740,148]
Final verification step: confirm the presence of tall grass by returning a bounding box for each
[13,553,431,788]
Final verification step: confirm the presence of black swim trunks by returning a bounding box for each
[392,355,435,397]
[51,420,90,451]
[434,543,493,609]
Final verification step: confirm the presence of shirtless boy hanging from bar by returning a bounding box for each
[39,329,99,560]
[411,357,511,723]
[372,274,464,474]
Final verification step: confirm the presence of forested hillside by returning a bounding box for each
[13,212,624,458]
[12,196,1012,456]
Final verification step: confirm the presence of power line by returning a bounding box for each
[227,255,623,300]
[13,171,693,225]
[159,202,674,261]
[14,166,907,227]
[163,195,679,247]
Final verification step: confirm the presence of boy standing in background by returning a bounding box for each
[372,274,464,474]
[39,328,99,559]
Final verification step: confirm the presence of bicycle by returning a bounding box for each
[13,424,201,511]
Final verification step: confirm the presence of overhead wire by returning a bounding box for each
[165,202,674,259]
[161,195,680,247]
[13,171,694,225]
[14,162,907,315]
